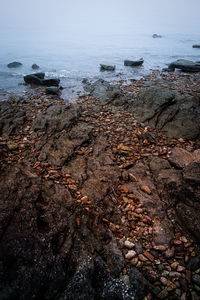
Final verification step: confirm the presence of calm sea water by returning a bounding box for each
[0,30,200,100]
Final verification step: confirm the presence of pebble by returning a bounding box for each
[160,276,168,286]
[140,185,152,195]
[153,245,167,251]
[125,250,137,260]
[135,208,143,214]
[124,240,135,249]
[130,257,138,266]
[192,274,200,286]
[177,265,186,272]
[138,254,148,262]
[164,247,175,258]
[171,261,179,270]
[143,251,155,262]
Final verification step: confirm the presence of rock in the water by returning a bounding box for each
[24,73,60,87]
[193,45,200,48]
[100,63,116,71]
[32,63,39,69]
[168,59,200,72]
[130,87,200,141]
[124,58,144,67]
[42,78,60,87]
[24,73,45,85]
[7,61,22,68]
[152,34,162,38]
[46,86,61,96]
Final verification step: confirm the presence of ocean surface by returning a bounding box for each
[0,30,200,101]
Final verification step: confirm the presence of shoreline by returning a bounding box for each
[0,70,200,299]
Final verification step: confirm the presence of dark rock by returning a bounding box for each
[130,87,200,141]
[152,34,162,38]
[124,58,144,67]
[32,64,39,70]
[168,59,200,72]
[42,78,60,87]
[24,73,45,85]
[46,86,61,96]
[100,63,116,71]
[193,45,200,48]
[7,61,22,68]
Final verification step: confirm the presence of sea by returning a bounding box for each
[0,30,200,101]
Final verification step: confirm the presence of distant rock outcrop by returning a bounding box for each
[152,34,162,38]
[7,61,22,68]
[193,44,200,48]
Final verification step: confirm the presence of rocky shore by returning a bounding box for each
[0,70,200,300]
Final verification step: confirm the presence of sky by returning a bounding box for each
[0,0,200,36]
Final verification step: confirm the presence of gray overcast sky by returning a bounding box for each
[1,0,200,35]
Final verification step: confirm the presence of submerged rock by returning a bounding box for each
[32,63,40,69]
[100,63,116,71]
[7,61,22,68]
[168,59,200,72]
[42,78,60,86]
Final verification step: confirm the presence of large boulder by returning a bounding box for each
[24,73,45,85]
[130,87,200,140]
[124,58,144,67]
[24,73,60,87]
[168,59,200,72]
[7,61,22,68]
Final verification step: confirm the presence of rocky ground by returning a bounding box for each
[0,71,200,299]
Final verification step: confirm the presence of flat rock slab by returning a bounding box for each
[168,59,200,72]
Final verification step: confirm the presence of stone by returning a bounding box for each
[160,277,168,286]
[124,240,135,249]
[193,45,200,48]
[131,87,200,141]
[164,247,175,258]
[152,34,162,38]
[100,63,116,71]
[7,141,18,150]
[46,87,61,96]
[168,59,200,72]
[168,147,195,169]
[124,58,144,67]
[7,61,22,68]
[32,64,39,70]
[125,250,137,260]
[140,185,151,195]
[42,78,60,87]
[24,73,45,85]
[192,274,200,286]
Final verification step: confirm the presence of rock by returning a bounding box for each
[100,63,116,71]
[7,61,22,68]
[168,59,200,72]
[131,87,200,141]
[124,58,144,67]
[24,73,60,87]
[124,240,135,249]
[7,141,18,150]
[125,250,137,260]
[42,78,60,87]
[24,73,45,85]
[83,79,124,105]
[192,45,200,48]
[168,147,195,169]
[192,274,200,286]
[160,277,168,286]
[140,185,151,195]
[187,256,200,271]
[32,64,39,69]
[46,87,61,96]
[152,34,162,38]
[164,247,175,258]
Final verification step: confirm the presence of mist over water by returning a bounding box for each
[0,0,200,100]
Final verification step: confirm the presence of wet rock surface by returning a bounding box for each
[0,71,200,299]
